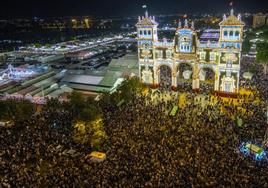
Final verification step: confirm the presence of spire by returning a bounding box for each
[184,19,188,28]
[191,21,195,30]
[238,14,241,20]
[223,14,227,20]
[145,10,148,18]
[230,8,234,16]
[153,16,155,21]
[138,16,141,21]
[178,19,182,28]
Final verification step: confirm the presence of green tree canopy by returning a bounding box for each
[256,42,268,75]
[118,77,143,102]
[68,91,86,115]
[0,99,34,122]
[242,39,251,54]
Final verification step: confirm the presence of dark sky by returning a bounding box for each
[1,0,268,19]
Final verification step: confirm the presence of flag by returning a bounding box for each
[142,5,147,9]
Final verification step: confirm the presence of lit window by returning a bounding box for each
[166,50,172,59]
[210,52,216,61]
[156,50,163,58]
[200,52,205,60]
[227,61,232,68]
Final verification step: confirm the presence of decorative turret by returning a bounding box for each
[217,8,246,93]
[223,14,227,20]
[238,14,241,21]
[136,11,158,41]
[230,8,234,16]
[178,19,182,28]
[145,10,148,18]
[219,9,245,42]
[191,21,195,30]
[184,19,188,28]
[175,18,197,53]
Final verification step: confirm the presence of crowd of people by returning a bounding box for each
[159,66,172,89]
[0,57,268,187]
[93,91,268,187]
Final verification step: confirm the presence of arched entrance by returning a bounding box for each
[177,63,193,91]
[199,67,215,93]
[158,65,172,90]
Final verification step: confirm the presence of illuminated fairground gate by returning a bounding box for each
[136,9,245,94]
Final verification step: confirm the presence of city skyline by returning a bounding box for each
[0,0,268,19]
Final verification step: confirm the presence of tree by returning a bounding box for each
[0,99,34,122]
[0,101,8,120]
[68,91,86,116]
[256,43,268,75]
[34,43,42,48]
[79,105,102,122]
[242,39,251,54]
[118,77,144,102]
[73,118,107,149]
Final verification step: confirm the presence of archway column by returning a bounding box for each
[192,64,200,90]
[172,71,177,89]
[154,67,160,87]
[214,70,220,91]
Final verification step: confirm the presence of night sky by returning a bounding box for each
[1,0,268,19]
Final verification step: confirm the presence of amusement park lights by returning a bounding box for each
[0,65,36,81]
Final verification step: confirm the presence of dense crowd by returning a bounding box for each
[95,92,268,187]
[159,66,172,89]
[0,57,268,187]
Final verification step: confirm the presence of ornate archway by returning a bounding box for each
[199,67,216,92]
[158,65,172,90]
[176,62,193,91]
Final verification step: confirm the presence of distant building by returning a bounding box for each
[253,13,267,28]
[136,9,245,93]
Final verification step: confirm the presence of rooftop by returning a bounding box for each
[136,11,158,27]
[219,10,245,26]
[62,75,103,86]
[61,53,138,94]
[200,29,220,42]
